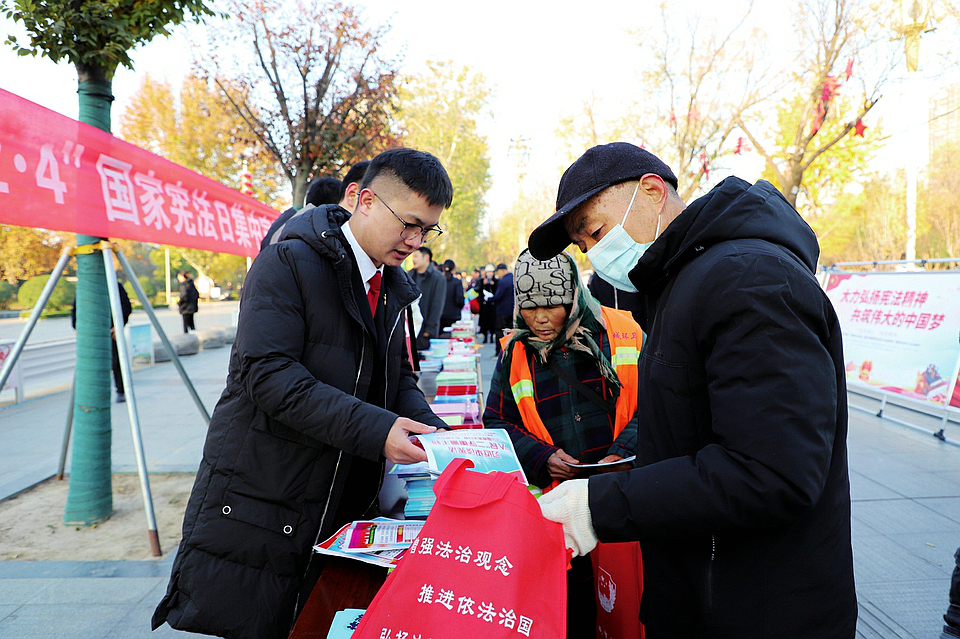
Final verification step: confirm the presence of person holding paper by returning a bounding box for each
[482,248,641,637]
[529,142,855,638]
[153,148,453,639]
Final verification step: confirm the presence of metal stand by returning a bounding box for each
[0,242,213,556]
[55,373,75,481]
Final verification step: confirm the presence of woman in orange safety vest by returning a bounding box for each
[482,248,642,638]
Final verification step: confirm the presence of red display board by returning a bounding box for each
[0,88,278,258]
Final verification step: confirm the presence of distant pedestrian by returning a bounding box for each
[407,246,445,352]
[260,176,342,250]
[475,264,498,343]
[177,272,199,333]
[587,270,643,323]
[71,281,132,402]
[439,259,464,335]
[491,262,514,356]
[261,161,371,250]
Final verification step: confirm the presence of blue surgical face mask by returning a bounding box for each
[587,182,662,293]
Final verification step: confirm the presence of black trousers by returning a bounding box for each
[944,547,960,638]
[567,554,597,638]
[182,313,195,333]
[111,339,123,394]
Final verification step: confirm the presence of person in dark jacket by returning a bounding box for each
[71,281,132,402]
[475,264,498,343]
[260,162,371,250]
[438,258,464,334]
[587,269,643,323]
[153,148,453,639]
[491,262,514,355]
[176,271,199,333]
[259,175,341,251]
[529,142,856,639]
[407,245,445,352]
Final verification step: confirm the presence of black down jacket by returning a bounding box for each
[153,204,444,639]
[588,178,856,638]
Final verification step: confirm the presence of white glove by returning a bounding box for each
[538,478,598,557]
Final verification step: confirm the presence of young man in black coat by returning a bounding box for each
[530,142,856,639]
[153,148,453,639]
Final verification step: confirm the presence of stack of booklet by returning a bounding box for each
[419,339,483,427]
[450,319,476,339]
[397,466,437,519]
[313,518,424,568]
[433,370,478,403]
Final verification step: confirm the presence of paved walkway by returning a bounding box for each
[0,334,958,637]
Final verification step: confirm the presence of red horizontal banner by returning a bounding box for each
[0,88,279,258]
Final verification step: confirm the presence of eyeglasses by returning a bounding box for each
[373,192,443,243]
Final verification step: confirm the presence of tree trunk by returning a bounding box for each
[291,172,308,211]
[63,62,115,526]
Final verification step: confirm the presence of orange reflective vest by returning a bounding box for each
[501,306,643,490]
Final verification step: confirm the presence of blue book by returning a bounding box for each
[324,608,365,639]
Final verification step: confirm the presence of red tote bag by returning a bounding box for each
[592,542,644,639]
[353,458,567,639]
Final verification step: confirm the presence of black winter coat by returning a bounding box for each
[153,204,445,639]
[588,178,856,638]
[178,277,199,315]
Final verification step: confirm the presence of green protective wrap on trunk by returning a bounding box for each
[64,74,115,525]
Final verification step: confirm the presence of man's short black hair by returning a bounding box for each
[361,148,453,208]
[338,160,370,202]
[416,246,433,260]
[305,176,342,207]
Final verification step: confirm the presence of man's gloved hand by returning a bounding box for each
[538,478,598,557]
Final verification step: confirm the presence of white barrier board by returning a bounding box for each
[823,271,960,410]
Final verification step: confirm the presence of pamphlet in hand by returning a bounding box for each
[407,429,527,485]
[561,455,637,468]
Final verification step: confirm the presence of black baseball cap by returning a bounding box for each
[528,142,678,260]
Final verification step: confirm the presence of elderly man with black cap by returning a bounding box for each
[531,142,856,639]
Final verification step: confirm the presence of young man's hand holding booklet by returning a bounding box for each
[404,428,527,484]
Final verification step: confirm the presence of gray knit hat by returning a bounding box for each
[513,249,575,310]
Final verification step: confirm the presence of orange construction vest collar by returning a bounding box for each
[501,307,643,489]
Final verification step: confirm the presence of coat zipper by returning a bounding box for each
[705,534,716,614]
[318,337,366,544]
[358,298,411,517]
[295,338,367,620]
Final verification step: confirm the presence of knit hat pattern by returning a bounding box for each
[514,249,575,310]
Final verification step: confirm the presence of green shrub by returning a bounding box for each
[137,276,158,299]
[0,281,16,309]
[18,275,76,310]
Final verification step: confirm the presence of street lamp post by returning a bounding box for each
[899,0,932,264]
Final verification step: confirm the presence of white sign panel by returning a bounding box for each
[823,271,960,409]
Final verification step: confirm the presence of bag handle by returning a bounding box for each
[432,458,520,509]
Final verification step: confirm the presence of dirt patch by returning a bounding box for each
[0,473,196,561]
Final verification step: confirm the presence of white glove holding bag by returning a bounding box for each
[538,478,598,557]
